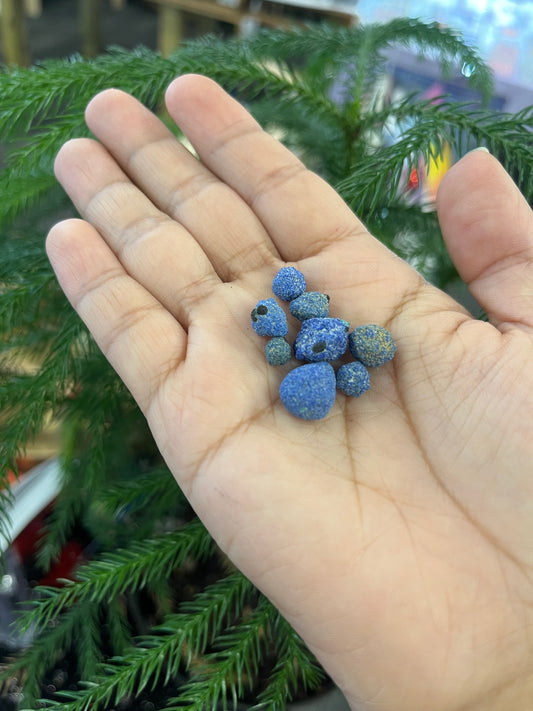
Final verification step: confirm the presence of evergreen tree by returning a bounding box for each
[0,18,531,710]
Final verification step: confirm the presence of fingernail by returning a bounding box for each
[471,146,490,154]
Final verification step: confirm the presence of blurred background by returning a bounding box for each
[1,0,532,109]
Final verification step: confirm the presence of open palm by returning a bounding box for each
[47,75,533,711]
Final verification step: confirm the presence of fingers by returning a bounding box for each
[164,75,440,330]
[46,219,186,415]
[165,74,374,261]
[54,137,220,328]
[437,150,533,332]
[84,88,280,281]
[65,78,416,323]
[55,75,470,345]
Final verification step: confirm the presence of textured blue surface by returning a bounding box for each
[294,318,349,362]
[336,361,371,397]
[279,363,336,419]
[251,298,288,337]
[289,292,330,320]
[348,324,396,367]
[272,267,307,301]
[264,337,292,365]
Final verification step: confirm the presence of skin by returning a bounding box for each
[46,74,533,710]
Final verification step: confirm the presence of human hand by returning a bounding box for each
[46,75,533,711]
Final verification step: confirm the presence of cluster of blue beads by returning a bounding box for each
[251,267,396,420]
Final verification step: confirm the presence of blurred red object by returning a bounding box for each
[1,460,87,651]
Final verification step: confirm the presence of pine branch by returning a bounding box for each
[0,46,346,227]
[337,100,533,216]
[105,596,133,658]
[35,440,106,571]
[0,20,498,230]
[163,596,273,711]
[0,49,175,223]
[250,94,347,182]
[174,37,346,132]
[0,308,85,480]
[29,573,255,711]
[0,48,174,142]
[0,224,60,336]
[363,201,458,288]
[250,613,325,710]
[96,466,185,519]
[2,608,77,704]
[75,602,105,683]
[360,17,493,101]
[441,105,533,198]
[35,387,110,569]
[0,171,60,230]
[19,519,214,635]
[237,19,492,101]
[1,599,102,707]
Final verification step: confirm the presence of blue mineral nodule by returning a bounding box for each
[294,317,349,362]
[265,337,292,366]
[279,362,336,420]
[272,267,306,301]
[251,298,288,337]
[289,292,330,320]
[336,361,370,397]
[348,324,396,367]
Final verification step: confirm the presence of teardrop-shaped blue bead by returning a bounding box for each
[279,362,336,420]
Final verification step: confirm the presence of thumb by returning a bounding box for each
[437,149,533,332]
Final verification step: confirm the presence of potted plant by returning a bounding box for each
[0,17,531,710]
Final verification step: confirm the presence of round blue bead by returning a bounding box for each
[265,337,292,365]
[279,363,336,420]
[289,292,330,320]
[272,267,306,301]
[348,324,396,367]
[251,298,288,337]
[294,317,349,362]
[336,361,370,397]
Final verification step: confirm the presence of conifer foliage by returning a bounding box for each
[0,17,532,710]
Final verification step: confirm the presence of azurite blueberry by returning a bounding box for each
[289,292,330,320]
[250,298,288,337]
[251,271,398,419]
[279,362,336,420]
[348,324,396,367]
[336,361,370,397]
[264,337,292,365]
[272,267,306,301]
[293,318,349,362]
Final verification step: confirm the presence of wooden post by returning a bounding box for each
[1,0,31,66]
[79,0,102,58]
[157,5,185,56]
